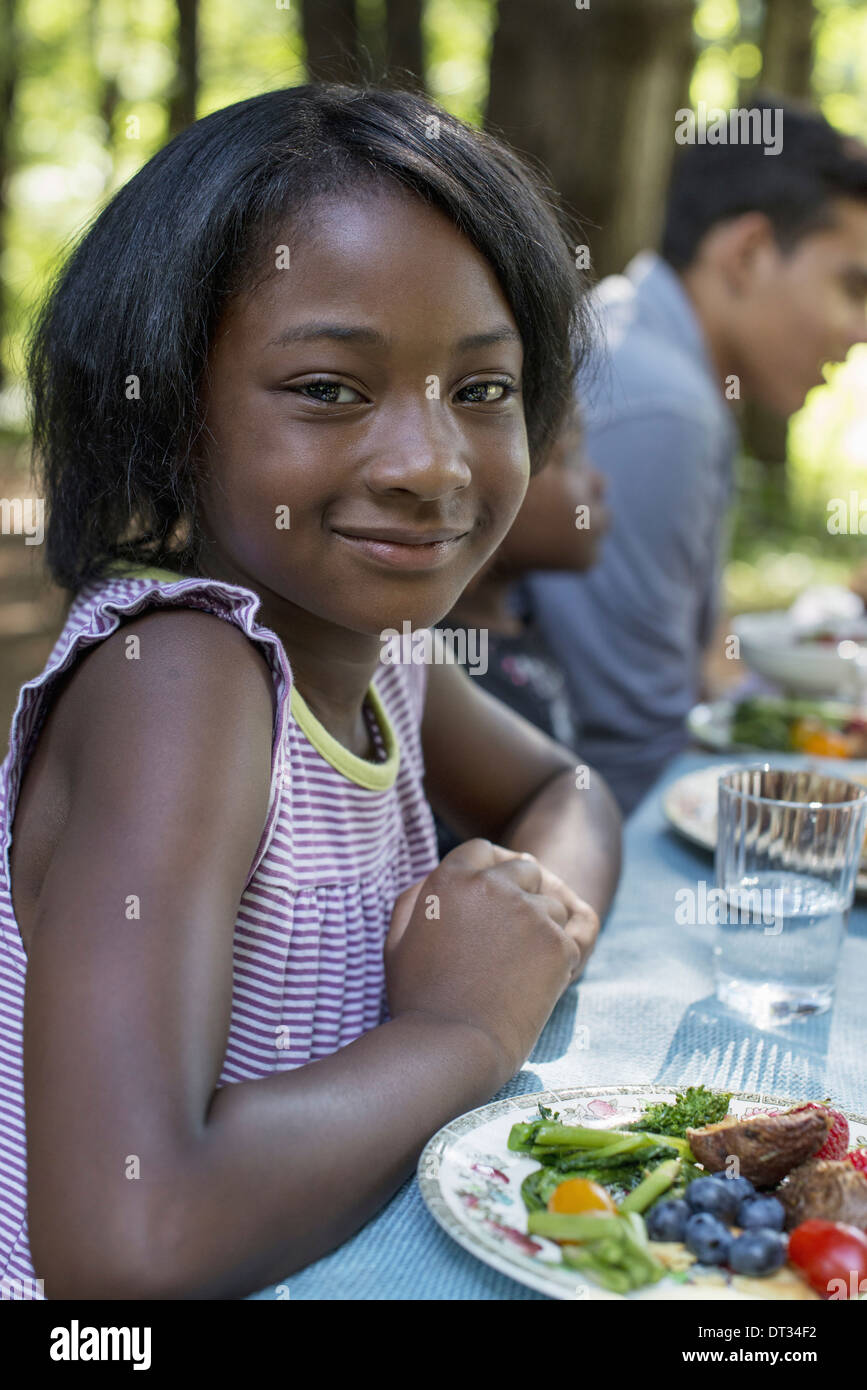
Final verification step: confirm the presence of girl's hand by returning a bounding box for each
[386,875,430,954]
[385,846,532,954]
[387,847,599,983]
[512,851,600,983]
[385,840,588,1080]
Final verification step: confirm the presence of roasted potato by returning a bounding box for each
[686,1108,831,1187]
[778,1159,867,1231]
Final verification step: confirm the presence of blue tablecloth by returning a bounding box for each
[248,750,867,1300]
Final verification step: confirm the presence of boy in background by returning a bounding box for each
[523,98,867,815]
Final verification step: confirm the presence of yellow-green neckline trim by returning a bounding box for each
[290,682,400,790]
[105,561,186,582]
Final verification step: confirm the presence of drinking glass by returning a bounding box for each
[714,764,867,1025]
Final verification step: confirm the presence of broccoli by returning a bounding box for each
[624,1085,731,1139]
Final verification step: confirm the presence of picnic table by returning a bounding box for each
[247,748,867,1301]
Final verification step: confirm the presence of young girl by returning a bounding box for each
[0,83,621,1300]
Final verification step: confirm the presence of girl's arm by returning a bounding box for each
[420,661,622,919]
[24,610,506,1299]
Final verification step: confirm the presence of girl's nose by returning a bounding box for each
[364,408,474,499]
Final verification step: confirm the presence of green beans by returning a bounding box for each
[526,1210,666,1294]
[619,1158,682,1213]
[625,1130,694,1160]
[528,1211,623,1241]
[531,1123,637,1148]
[508,1117,694,1162]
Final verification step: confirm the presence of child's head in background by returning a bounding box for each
[27,83,591,641]
[450,397,609,609]
[496,396,609,576]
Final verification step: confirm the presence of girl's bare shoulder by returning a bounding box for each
[10,606,276,951]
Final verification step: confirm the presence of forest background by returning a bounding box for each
[0,0,865,729]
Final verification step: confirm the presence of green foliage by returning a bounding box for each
[1,0,865,629]
[814,0,867,141]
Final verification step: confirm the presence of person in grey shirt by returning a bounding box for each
[522,98,867,815]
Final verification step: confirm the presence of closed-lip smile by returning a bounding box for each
[331,525,471,544]
[330,522,472,571]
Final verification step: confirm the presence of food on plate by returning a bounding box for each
[509,1105,692,1212]
[509,1090,866,1299]
[623,1084,731,1137]
[790,719,858,758]
[727,1229,787,1276]
[649,1180,791,1279]
[531,1210,667,1294]
[546,1177,617,1215]
[730,696,867,757]
[682,1174,741,1220]
[787,1220,867,1298]
[619,1158,683,1213]
[645,1197,690,1242]
[787,1101,850,1160]
[685,1105,831,1185]
[683,1211,731,1265]
[777,1157,867,1230]
[736,1193,786,1231]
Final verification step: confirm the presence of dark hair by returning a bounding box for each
[662,95,867,270]
[26,81,591,593]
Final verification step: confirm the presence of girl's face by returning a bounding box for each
[194,186,529,642]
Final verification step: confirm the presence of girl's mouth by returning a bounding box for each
[331,528,470,570]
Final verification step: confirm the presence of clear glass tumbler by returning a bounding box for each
[714,765,867,1025]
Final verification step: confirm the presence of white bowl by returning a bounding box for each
[732,609,867,697]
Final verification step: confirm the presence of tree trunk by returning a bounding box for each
[385,0,424,87]
[741,0,817,467]
[301,0,360,84]
[86,0,119,189]
[167,0,199,139]
[486,0,694,279]
[0,0,19,393]
[759,0,815,100]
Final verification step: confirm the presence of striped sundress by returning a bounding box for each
[0,564,440,1298]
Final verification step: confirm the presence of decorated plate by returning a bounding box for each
[663,763,867,896]
[417,1085,867,1301]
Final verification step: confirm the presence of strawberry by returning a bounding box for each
[786,1102,849,1161]
[845,1147,867,1176]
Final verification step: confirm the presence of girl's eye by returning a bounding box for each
[457,380,517,404]
[297,381,365,404]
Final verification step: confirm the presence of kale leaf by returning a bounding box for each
[625,1085,731,1138]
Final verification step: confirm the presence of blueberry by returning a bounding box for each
[685,1176,740,1222]
[646,1198,690,1242]
[710,1172,756,1202]
[728,1229,787,1276]
[684,1212,733,1265]
[736,1194,786,1232]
